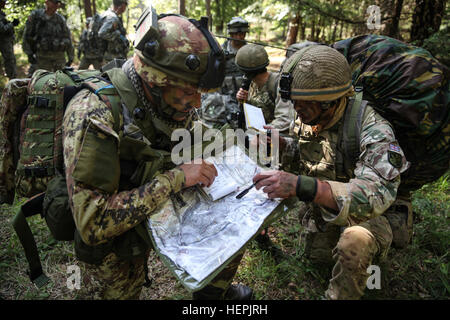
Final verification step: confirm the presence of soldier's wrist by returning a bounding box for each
[296,175,317,202]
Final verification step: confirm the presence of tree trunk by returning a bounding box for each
[214,0,223,34]
[205,0,212,30]
[310,16,316,41]
[332,19,338,42]
[385,0,403,38]
[285,12,300,46]
[411,0,445,44]
[178,0,186,16]
[83,0,93,17]
[339,20,344,39]
[92,0,96,15]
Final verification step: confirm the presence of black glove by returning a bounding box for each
[12,19,19,27]
[28,54,37,64]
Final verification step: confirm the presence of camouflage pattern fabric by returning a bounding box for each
[247,71,295,132]
[221,40,244,96]
[80,251,150,299]
[98,9,129,62]
[22,8,74,72]
[282,102,409,299]
[78,29,104,70]
[0,79,29,204]
[62,67,244,299]
[332,35,450,194]
[0,10,17,78]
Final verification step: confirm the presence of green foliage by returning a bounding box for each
[418,27,450,67]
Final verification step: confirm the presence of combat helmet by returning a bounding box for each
[133,9,225,92]
[227,17,249,33]
[280,45,352,102]
[235,44,269,72]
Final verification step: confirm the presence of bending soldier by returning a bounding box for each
[78,17,104,70]
[0,0,18,79]
[253,45,409,299]
[22,0,74,76]
[98,0,129,63]
[63,12,252,300]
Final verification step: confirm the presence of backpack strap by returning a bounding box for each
[267,72,279,101]
[12,192,50,288]
[337,89,368,177]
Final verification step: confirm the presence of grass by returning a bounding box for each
[1,172,448,300]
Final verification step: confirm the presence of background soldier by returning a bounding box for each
[22,0,74,76]
[0,0,18,79]
[253,45,409,299]
[98,0,129,62]
[220,16,249,97]
[63,13,252,300]
[78,17,103,70]
[235,44,295,132]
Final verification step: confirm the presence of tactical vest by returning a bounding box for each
[73,68,177,265]
[248,72,279,123]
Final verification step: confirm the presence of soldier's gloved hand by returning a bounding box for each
[236,88,249,102]
[12,19,19,27]
[179,160,218,188]
[253,170,298,199]
[28,54,37,64]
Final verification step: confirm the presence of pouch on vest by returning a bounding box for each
[42,174,75,241]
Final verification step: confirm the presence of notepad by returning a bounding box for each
[243,103,266,132]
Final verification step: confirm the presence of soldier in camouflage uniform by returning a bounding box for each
[252,45,409,299]
[220,17,248,97]
[22,0,74,76]
[63,13,252,300]
[0,0,18,79]
[77,17,103,70]
[98,0,129,63]
[235,44,295,132]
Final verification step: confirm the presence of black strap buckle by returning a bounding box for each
[279,73,292,101]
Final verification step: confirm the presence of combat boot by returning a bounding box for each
[224,284,254,300]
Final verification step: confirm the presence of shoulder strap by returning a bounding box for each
[267,72,279,101]
[12,193,50,288]
[339,89,368,175]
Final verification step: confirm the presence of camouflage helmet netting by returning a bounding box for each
[235,44,269,72]
[134,15,217,90]
[283,45,352,101]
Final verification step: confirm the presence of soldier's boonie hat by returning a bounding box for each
[235,44,269,72]
[227,17,249,33]
[134,14,225,92]
[281,45,352,101]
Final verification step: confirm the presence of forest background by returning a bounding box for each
[0,0,449,300]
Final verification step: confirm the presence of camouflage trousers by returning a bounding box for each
[0,39,17,79]
[79,57,103,71]
[36,52,66,72]
[301,198,413,300]
[79,249,244,300]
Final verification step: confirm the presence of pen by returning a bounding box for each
[236,183,255,199]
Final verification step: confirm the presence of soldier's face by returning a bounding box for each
[45,0,60,12]
[293,100,322,125]
[230,32,246,47]
[161,85,201,121]
[117,4,127,15]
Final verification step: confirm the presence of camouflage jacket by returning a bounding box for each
[22,8,74,60]
[98,9,129,61]
[248,71,295,132]
[0,10,14,39]
[281,101,409,228]
[62,67,185,246]
[220,40,244,96]
[78,29,103,59]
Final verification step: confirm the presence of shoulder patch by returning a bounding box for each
[388,144,403,168]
